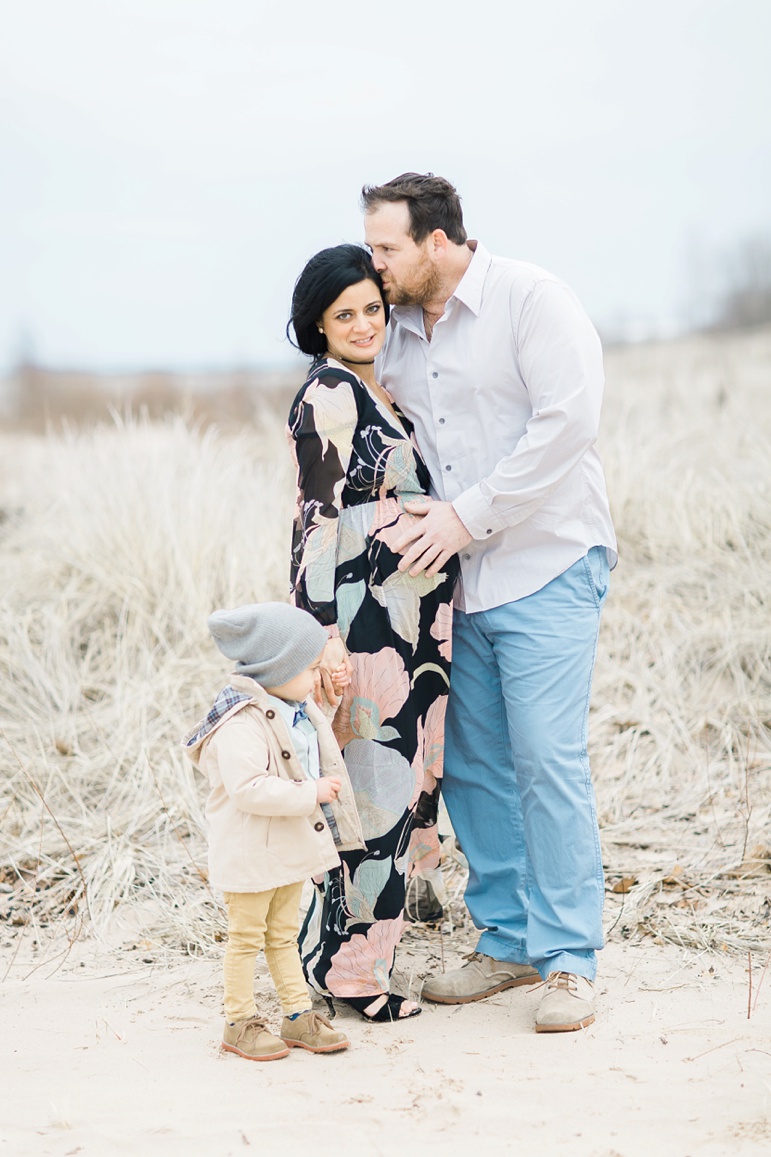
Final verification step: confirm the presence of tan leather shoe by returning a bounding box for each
[222,1017,290,1061]
[421,952,540,1004]
[535,972,596,1032]
[280,1010,350,1053]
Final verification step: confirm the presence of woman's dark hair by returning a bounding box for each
[361,172,467,246]
[286,244,389,357]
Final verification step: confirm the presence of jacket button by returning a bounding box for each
[265,709,275,719]
[314,821,324,832]
[281,750,291,759]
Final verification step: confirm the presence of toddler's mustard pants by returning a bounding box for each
[223,884,309,1021]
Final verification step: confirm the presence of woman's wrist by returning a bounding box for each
[323,636,348,661]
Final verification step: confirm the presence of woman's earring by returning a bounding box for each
[317,327,324,334]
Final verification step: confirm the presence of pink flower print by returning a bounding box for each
[408,823,442,875]
[409,695,447,807]
[410,718,425,808]
[421,696,447,782]
[333,646,410,747]
[324,916,405,997]
[352,647,410,726]
[429,602,453,662]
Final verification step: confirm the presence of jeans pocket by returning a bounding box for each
[583,546,610,607]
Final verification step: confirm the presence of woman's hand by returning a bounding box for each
[316,776,341,804]
[314,636,353,708]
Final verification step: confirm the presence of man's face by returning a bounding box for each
[365,201,441,307]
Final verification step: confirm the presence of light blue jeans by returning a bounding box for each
[443,547,610,981]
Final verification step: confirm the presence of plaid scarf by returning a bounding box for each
[183,684,252,749]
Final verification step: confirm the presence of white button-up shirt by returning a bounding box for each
[267,694,320,780]
[379,242,617,613]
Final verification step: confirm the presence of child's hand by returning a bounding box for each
[330,662,351,692]
[316,776,341,804]
[314,638,353,708]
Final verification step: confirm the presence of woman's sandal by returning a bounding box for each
[336,994,422,1023]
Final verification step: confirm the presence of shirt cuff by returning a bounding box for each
[452,485,506,541]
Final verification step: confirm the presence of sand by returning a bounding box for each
[2,935,770,1157]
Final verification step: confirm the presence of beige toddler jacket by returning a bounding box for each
[184,674,364,893]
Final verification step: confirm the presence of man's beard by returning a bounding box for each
[385,260,442,307]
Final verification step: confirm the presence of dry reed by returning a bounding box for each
[1,330,770,964]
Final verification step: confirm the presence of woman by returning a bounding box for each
[286,245,458,1022]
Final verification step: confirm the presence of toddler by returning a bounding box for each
[184,602,364,1061]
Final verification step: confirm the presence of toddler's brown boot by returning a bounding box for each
[280,1010,350,1053]
[222,1016,290,1061]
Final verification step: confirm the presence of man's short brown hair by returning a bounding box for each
[361,172,468,246]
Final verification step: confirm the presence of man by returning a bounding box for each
[362,172,617,1033]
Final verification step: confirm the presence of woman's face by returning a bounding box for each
[319,278,387,365]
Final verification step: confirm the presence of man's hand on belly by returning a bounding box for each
[394,500,472,578]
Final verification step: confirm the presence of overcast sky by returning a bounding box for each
[1,0,769,372]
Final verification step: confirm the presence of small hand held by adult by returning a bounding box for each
[314,636,353,708]
[316,776,341,804]
[394,500,472,577]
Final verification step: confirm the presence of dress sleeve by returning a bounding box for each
[287,371,359,627]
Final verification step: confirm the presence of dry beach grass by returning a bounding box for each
[1,328,770,974]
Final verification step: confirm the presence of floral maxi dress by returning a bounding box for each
[287,357,458,1000]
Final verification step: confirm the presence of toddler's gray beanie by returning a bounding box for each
[207,602,328,688]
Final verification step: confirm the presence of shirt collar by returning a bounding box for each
[266,693,306,730]
[388,303,423,337]
[450,240,490,317]
[389,240,491,335]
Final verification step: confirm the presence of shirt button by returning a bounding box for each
[463,553,471,561]
[445,464,452,471]
[265,709,275,719]
[314,821,325,832]
[486,529,493,535]
[431,371,439,378]
[281,750,291,759]
[438,417,445,424]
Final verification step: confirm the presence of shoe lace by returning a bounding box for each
[531,970,578,995]
[546,971,578,992]
[236,1016,267,1043]
[295,1010,332,1031]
